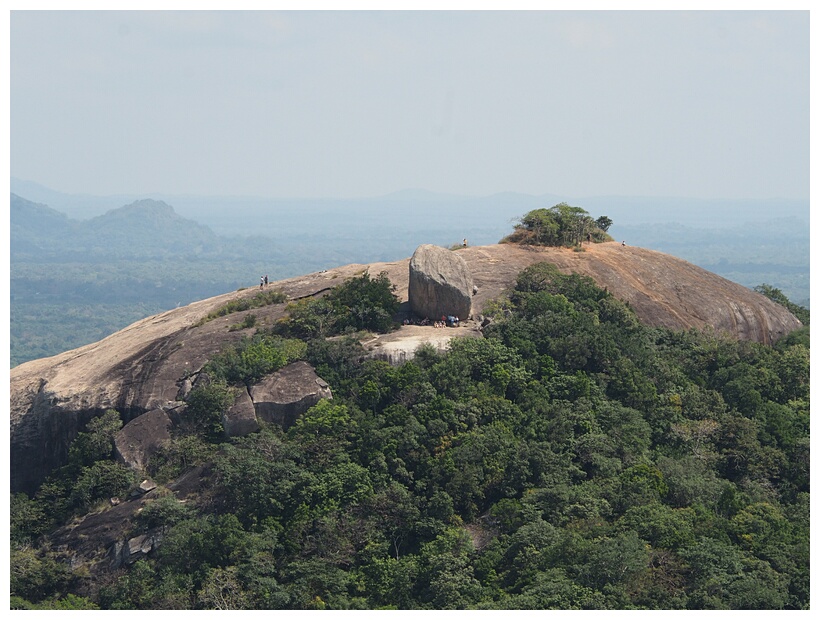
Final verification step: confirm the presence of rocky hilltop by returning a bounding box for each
[9,242,801,494]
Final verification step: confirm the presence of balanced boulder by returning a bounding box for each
[250,361,333,429]
[114,408,172,471]
[222,388,260,437]
[409,244,474,321]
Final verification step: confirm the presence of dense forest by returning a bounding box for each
[10,264,809,610]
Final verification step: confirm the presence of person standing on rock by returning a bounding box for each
[463,238,467,248]
[260,276,264,289]
[264,274,268,286]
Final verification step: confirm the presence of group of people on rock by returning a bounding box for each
[432,315,460,328]
[402,314,461,328]
[260,274,268,288]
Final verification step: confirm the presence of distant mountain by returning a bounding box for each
[10,194,77,254]
[12,178,809,237]
[10,193,222,260]
[84,199,221,258]
[10,178,147,219]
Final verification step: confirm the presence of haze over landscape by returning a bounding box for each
[11,9,808,200]
[6,7,814,611]
[8,8,811,365]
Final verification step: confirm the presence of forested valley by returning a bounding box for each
[10,264,810,610]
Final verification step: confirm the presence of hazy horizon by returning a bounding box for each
[10,10,809,202]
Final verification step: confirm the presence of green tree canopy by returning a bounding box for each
[504,203,613,247]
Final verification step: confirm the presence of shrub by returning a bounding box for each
[501,203,613,247]
[754,284,809,326]
[68,461,138,509]
[203,334,307,386]
[196,289,288,326]
[68,408,123,467]
[185,381,237,439]
[229,313,257,331]
[276,271,400,338]
[147,435,218,482]
[136,494,197,532]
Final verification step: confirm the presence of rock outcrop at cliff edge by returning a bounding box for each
[409,244,474,321]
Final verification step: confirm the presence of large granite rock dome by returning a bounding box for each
[409,244,474,321]
[9,242,802,493]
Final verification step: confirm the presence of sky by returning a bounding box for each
[7,5,812,201]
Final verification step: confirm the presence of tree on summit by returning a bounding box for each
[595,215,613,232]
[502,203,613,247]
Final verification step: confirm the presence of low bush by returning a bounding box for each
[195,289,287,326]
[203,334,307,387]
[229,313,257,331]
[276,271,400,338]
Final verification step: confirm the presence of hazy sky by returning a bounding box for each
[9,8,810,200]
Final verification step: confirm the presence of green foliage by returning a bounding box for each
[14,408,137,533]
[203,334,307,386]
[229,312,258,331]
[20,262,809,610]
[185,381,237,439]
[10,545,73,603]
[136,493,197,532]
[503,203,612,247]
[147,434,218,483]
[10,492,50,545]
[11,593,99,610]
[276,271,400,338]
[68,408,123,467]
[754,284,809,325]
[68,460,138,509]
[196,289,288,326]
[595,215,613,232]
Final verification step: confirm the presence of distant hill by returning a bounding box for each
[9,188,809,367]
[11,193,221,260]
[10,194,77,255]
[13,176,808,230]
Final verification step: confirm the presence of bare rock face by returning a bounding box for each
[110,532,162,569]
[409,244,474,321]
[250,361,333,429]
[365,323,483,366]
[114,408,172,471]
[223,388,260,437]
